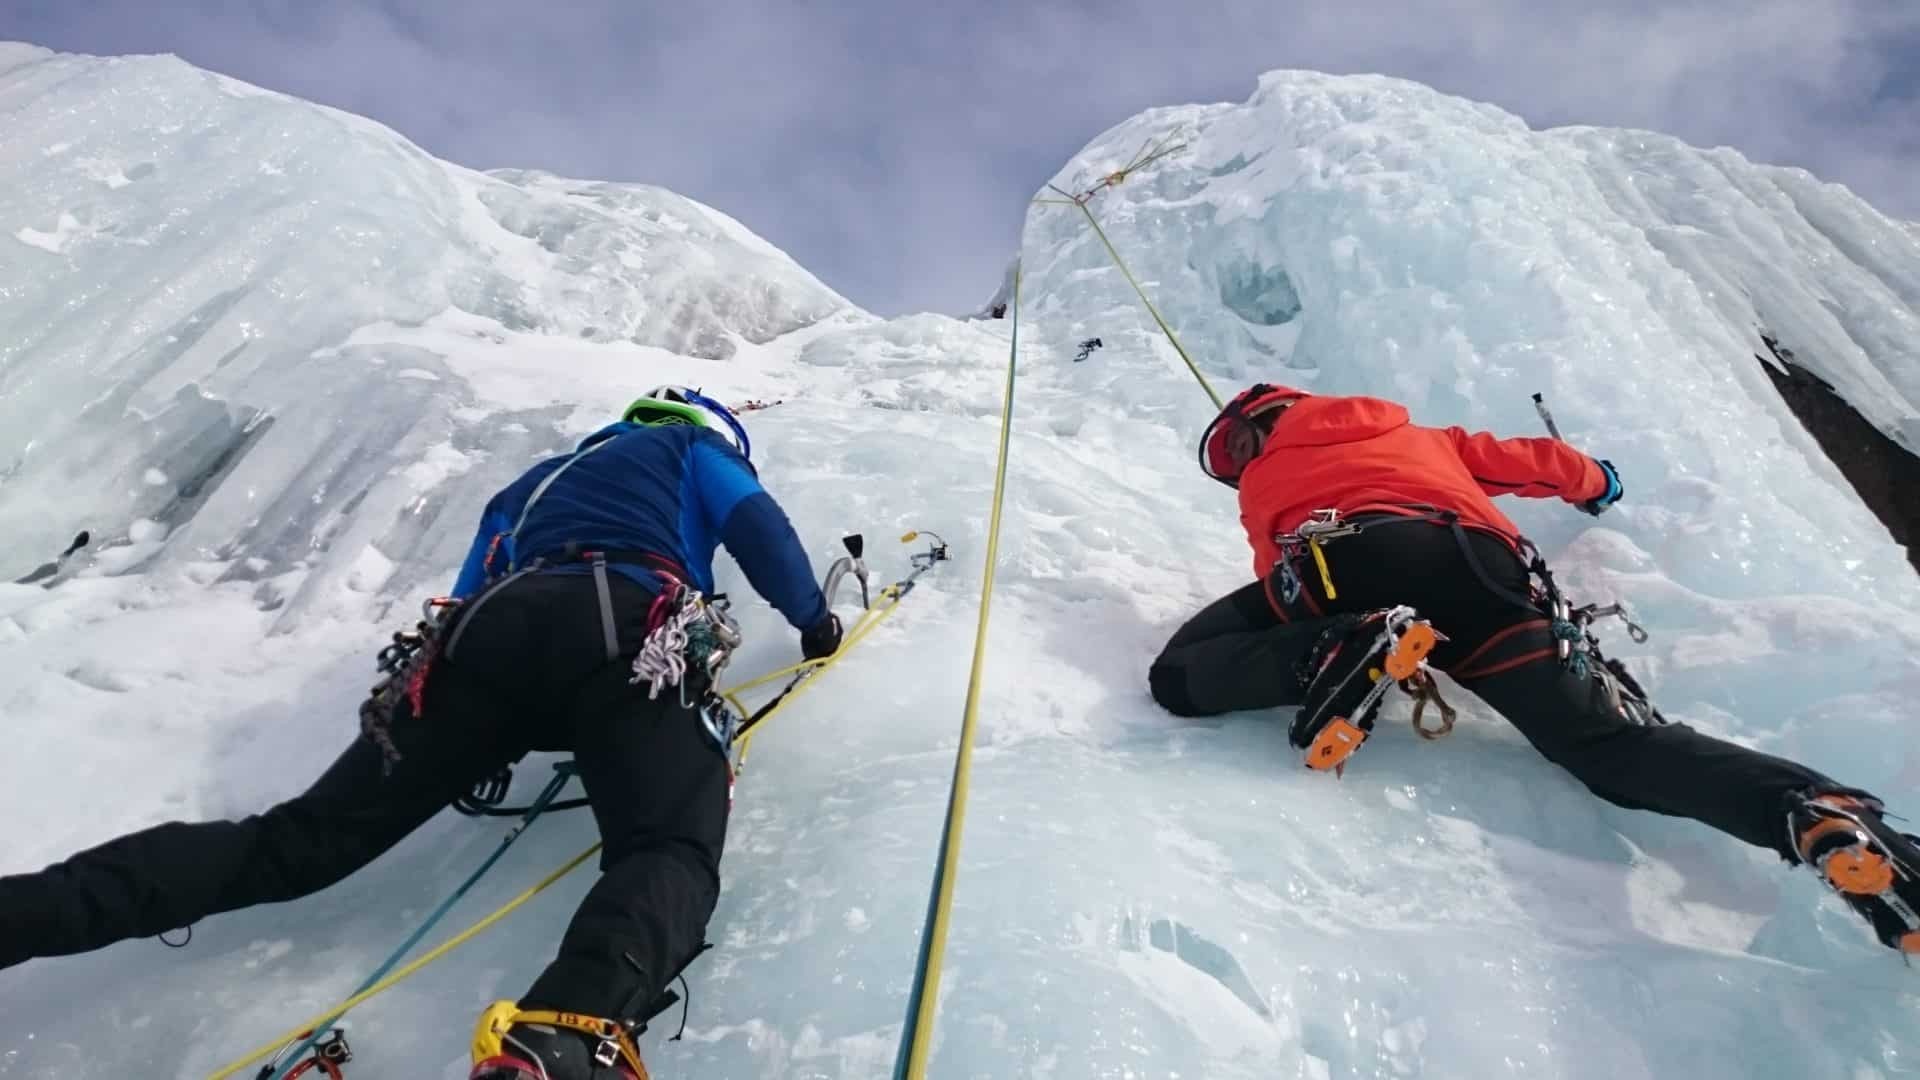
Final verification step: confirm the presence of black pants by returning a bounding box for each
[0,571,728,1020]
[1150,522,1833,856]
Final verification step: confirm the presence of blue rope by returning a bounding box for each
[262,762,578,1080]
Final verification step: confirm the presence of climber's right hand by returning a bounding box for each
[801,613,843,661]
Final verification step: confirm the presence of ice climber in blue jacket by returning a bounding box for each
[0,386,842,1080]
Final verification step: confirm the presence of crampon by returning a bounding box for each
[470,1002,649,1080]
[1290,606,1441,776]
[1790,791,1920,955]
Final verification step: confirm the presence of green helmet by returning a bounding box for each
[621,385,750,458]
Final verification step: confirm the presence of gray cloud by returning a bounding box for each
[4,0,1915,316]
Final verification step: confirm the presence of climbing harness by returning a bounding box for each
[1268,502,1664,757]
[1073,337,1103,363]
[474,438,619,581]
[359,546,694,775]
[456,530,951,816]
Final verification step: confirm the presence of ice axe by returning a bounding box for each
[821,533,872,610]
[1531,392,1564,442]
[1529,393,1649,647]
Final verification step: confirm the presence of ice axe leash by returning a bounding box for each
[449,531,951,815]
[727,530,951,769]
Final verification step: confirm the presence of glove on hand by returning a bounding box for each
[801,613,843,660]
[1578,459,1623,516]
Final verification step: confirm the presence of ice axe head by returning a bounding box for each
[842,534,865,560]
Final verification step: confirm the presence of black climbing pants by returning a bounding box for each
[0,571,728,1021]
[1149,521,1833,857]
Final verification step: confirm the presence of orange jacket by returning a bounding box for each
[1236,389,1608,576]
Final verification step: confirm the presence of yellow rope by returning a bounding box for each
[1066,199,1223,411]
[893,264,1022,1079]
[725,583,911,769]
[1033,133,1222,411]
[205,844,603,1080]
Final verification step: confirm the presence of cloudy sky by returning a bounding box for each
[5,1,1915,316]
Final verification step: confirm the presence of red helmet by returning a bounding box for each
[1199,384,1304,488]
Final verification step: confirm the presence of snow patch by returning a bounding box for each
[15,212,83,253]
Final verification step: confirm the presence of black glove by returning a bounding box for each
[1578,459,1623,516]
[801,613,843,660]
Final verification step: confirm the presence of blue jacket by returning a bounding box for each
[450,422,829,630]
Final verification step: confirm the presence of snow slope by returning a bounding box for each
[0,41,848,598]
[4,48,1920,1080]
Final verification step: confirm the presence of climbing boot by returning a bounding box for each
[1290,606,1439,775]
[1789,790,1920,954]
[470,1002,648,1080]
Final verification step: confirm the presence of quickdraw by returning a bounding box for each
[254,1026,351,1080]
[630,581,743,703]
[726,531,950,756]
[357,596,463,772]
[1286,508,1361,600]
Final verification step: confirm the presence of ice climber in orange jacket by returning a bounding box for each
[1150,382,1920,957]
